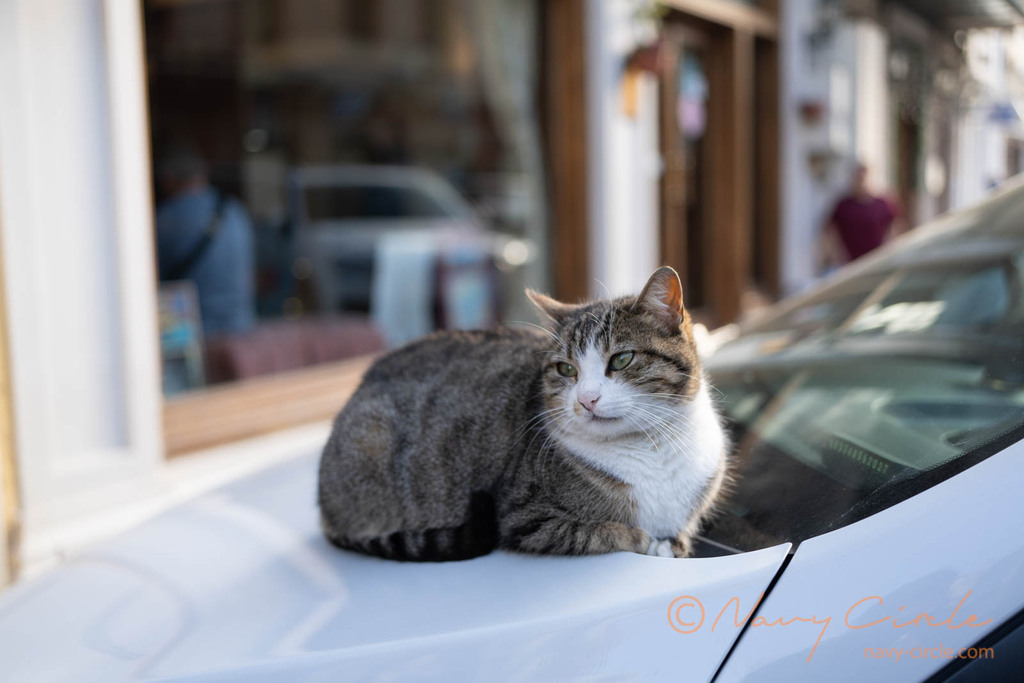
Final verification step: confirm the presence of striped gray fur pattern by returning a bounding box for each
[318,267,729,561]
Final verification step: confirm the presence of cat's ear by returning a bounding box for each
[525,288,577,325]
[635,266,684,334]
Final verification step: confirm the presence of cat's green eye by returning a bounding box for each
[556,362,578,378]
[609,351,634,371]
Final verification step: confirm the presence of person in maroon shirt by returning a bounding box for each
[820,163,902,270]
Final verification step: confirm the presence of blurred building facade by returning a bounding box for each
[777,0,1024,295]
[577,0,783,326]
[585,0,1024,308]
[1,0,1024,583]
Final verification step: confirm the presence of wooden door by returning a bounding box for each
[659,25,713,313]
[660,11,779,325]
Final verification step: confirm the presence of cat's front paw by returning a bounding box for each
[646,538,675,558]
[670,536,693,558]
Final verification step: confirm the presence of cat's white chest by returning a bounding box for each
[629,433,722,538]
[575,386,726,539]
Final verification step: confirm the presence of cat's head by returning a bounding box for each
[526,267,703,444]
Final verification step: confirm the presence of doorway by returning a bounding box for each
[659,25,712,313]
[658,8,780,325]
[897,113,920,227]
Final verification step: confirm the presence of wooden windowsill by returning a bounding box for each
[163,355,375,457]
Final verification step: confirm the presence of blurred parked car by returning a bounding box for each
[288,165,532,344]
[1,181,1023,681]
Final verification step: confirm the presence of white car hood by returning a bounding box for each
[0,455,790,682]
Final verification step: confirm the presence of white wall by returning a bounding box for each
[587,0,895,301]
[952,113,1010,208]
[780,0,842,295]
[585,0,662,297]
[950,29,1020,209]
[853,22,891,190]
[779,0,890,296]
[0,0,163,568]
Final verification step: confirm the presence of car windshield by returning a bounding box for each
[698,183,1024,556]
[305,184,455,221]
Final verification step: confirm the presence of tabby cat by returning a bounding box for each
[318,266,728,561]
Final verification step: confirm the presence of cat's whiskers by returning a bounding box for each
[538,429,561,472]
[648,378,724,398]
[632,395,691,414]
[509,400,557,439]
[535,409,576,484]
[628,404,683,452]
[634,399,697,425]
[632,403,698,445]
[633,369,725,399]
[630,403,694,457]
[632,396,698,422]
[534,407,575,454]
[511,406,563,447]
[523,409,566,454]
[642,392,688,401]
[622,413,659,450]
[525,409,570,485]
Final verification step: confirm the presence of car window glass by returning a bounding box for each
[305,185,453,221]
[699,242,1024,556]
[844,265,1014,336]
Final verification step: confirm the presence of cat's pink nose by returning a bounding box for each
[578,391,600,412]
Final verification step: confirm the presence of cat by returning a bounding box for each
[318,266,728,561]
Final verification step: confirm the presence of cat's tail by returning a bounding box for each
[322,492,499,562]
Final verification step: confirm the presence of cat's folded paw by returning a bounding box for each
[670,536,692,558]
[646,539,675,558]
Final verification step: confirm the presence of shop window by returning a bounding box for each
[144,0,548,452]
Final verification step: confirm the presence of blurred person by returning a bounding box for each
[156,147,255,336]
[819,162,902,272]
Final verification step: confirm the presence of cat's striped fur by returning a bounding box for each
[318,267,728,561]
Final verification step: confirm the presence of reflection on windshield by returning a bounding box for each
[699,226,1024,555]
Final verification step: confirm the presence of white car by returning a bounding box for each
[288,165,527,316]
[2,181,1023,682]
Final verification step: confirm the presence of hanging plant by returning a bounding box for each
[629,0,670,30]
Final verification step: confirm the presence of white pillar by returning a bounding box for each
[585,0,661,297]
[853,21,891,189]
[0,0,163,568]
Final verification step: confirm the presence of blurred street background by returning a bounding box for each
[2,0,1024,584]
